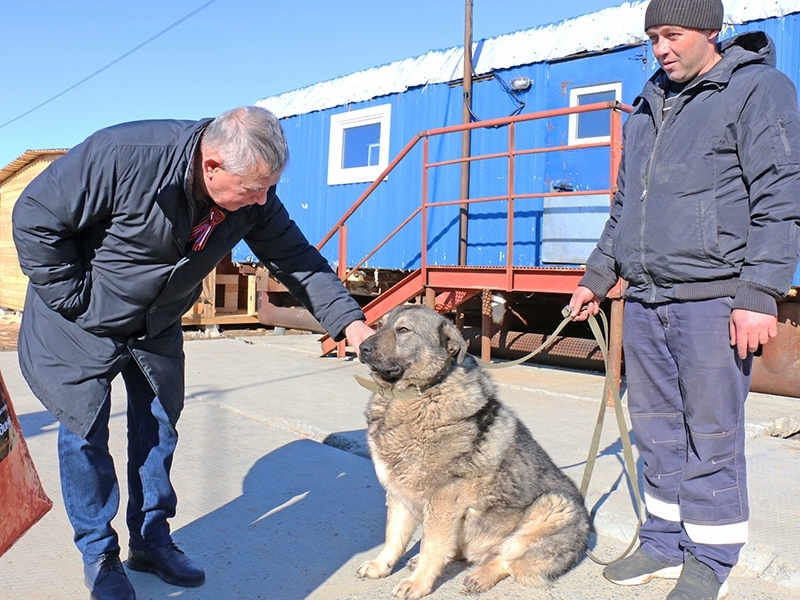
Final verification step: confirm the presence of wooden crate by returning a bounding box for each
[181,256,259,326]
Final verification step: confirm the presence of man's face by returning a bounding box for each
[203,160,280,212]
[646,25,720,83]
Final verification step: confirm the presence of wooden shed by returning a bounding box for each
[0,150,68,311]
[0,150,258,326]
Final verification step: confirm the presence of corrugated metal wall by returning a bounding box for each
[234,13,800,284]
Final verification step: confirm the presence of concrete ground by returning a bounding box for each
[0,330,798,600]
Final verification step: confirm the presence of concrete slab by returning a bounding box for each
[0,332,798,599]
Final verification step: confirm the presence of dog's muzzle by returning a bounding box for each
[359,338,405,381]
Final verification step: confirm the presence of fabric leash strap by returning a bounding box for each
[577,308,644,565]
[478,306,644,564]
[475,311,573,370]
[189,206,226,251]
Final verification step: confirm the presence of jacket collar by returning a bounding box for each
[636,31,775,110]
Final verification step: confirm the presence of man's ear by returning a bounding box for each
[440,319,467,364]
[203,157,223,177]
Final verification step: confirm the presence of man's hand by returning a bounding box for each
[344,320,375,358]
[729,308,778,360]
[567,286,601,322]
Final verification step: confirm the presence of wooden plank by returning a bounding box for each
[181,313,260,326]
[246,275,257,316]
[215,274,240,284]
[217,281,239,314]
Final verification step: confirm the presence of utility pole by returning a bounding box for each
[459,0,473,267]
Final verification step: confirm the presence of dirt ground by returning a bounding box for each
[0,311,21,352]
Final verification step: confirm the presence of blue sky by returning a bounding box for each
[0,0,628,170]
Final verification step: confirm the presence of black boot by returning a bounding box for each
[84,552,136,600]
[127,542,205,587]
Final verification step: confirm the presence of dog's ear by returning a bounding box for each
[440,319,467,364]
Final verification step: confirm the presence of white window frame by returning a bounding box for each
[327,104,392,185]
[568,82,622,146]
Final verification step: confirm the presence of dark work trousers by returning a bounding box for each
[57,357,179,564]
[623,298,751,583]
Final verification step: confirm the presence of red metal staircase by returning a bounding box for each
[317,102,627,360]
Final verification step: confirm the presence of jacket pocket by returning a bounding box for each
[75,271,145,336]
[767,109,800,166]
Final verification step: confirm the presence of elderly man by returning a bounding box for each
[13,106,374,600]
[569,0,800,599]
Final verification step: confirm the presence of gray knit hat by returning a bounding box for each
[645,0,724,30]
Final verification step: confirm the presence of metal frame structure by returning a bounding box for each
[318,101,630,368]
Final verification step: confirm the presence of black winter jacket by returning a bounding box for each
[581,32,800,315]
[13,118,365,437]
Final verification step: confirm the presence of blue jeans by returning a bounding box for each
[623,298,751,583]
[58,356,179,564]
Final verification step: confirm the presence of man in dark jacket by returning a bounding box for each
[568,1,800,599]
[12,106,374,600]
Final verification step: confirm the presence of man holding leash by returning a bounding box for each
[568,0,800,599]
[12,106,374,600]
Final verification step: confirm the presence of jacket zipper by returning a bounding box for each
[640,105,673,303]
[638,83,701,303]
[777,118,792,155]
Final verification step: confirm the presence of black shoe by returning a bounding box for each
[666,554,729,600]
[83,553,136,600]
[603,547,683,586]
[126,542,205,587]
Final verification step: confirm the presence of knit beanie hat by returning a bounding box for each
[644,0,724,30]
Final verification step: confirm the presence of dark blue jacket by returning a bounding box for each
[581,32,800,314]
[13,118,365,437]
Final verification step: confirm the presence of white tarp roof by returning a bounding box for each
[256,0,800,119]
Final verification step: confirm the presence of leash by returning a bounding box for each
[572,307,644,564]
[478,306,644,564]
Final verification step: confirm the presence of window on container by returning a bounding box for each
[343,123,381,168]
[328,104,392,185]
[568,82,622,146]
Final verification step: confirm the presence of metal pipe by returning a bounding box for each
[258,293,325,334]
[606,298,625,407]
[751,301,800,399]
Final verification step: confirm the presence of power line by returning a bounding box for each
[0,0,220,130]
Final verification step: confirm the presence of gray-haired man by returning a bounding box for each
[13,106,374,600]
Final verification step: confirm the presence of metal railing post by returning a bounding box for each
[337,224,347,357]
[506,122,516,291]
[421,136,430,282]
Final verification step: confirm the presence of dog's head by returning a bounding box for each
[359,305,467,389]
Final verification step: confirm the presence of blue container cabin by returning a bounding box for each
[234,0,800,287]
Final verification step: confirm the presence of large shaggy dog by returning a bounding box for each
[356,305,590,599]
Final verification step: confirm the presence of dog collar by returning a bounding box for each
[354,375,423,399]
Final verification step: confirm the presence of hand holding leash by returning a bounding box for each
[567,286,601,321]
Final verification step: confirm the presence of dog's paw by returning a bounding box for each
[463,572,493,594]
[357,559,391,579]
[392,577,431,599]
[405,554,419,571]
[463,561,508,594]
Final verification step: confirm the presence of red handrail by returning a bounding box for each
[317,101,632,285]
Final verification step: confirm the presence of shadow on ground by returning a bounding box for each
[129,437,387,599]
